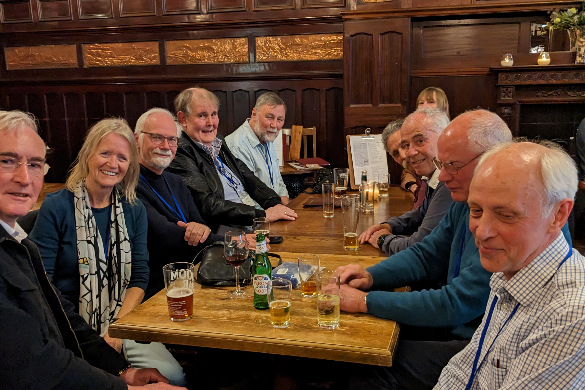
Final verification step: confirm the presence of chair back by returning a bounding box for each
[287,125,317,161]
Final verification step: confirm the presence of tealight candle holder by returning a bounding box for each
[501,53,514,67]
[537,52,551,66]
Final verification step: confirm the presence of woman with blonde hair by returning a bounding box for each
[30,118,185,385]
[416,86,450,118]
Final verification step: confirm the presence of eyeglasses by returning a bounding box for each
[142,131,178,147]
[433,152,483,176]
[0,157,49,177]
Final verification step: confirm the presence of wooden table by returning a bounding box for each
[109,252,399,367]
[269,187,414,256]
[109,186,414,367]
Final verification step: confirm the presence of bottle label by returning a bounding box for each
[255,241,267,254]
[253,274,271,295]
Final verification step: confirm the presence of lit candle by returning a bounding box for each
[501,53,514,67]
[373,182,379,202]
[538,52,550,66]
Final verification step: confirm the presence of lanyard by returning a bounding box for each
[139,173,187,223]
[452,225,466,279]
[464,246,573,390]
[213,156,243,194]
[263,144,274,186]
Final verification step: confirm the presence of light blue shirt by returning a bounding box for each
[435,233,585,389]
[226,120,289,198]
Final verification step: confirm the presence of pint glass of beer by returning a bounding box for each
[162,262,195,321]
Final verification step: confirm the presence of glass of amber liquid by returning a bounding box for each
[268,278,292,328]
[298,254,320,297]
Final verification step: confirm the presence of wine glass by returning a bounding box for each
[224,230,249,298]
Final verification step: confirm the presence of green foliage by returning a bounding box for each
[548,2,585,32]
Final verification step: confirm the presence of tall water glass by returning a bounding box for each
[322,182,334,218]
[333,168,349,197]
[341,194,360,251]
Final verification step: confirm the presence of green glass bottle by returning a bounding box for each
[253,233,272,310]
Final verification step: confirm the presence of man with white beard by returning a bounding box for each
[134,108,223,299]
[226,92,290,204]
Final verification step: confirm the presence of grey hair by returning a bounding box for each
[478,140,578,215]
[403,107,450,136]
[254,92,286,113]
[174,87,220,116]
[466,109,513,154]
[0,110,38,134]
[135,107,182,138]
[381,119,405,153]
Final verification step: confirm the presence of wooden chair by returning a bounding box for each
[286,125,317,161]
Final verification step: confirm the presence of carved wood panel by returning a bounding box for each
[344,17,410,129]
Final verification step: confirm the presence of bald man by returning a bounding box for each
[436,141,585,389]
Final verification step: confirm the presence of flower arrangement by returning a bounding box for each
[548,2,585,32]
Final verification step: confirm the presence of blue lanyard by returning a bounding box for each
[263,144,274,186]
[464,246,573,389]
[139,173,187,223]
[213,156,242,194]
[452,225,466,279]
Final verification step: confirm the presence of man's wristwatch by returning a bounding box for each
[377,234,389,248]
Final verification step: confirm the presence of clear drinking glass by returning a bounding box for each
[317,269,340,329]
[268,278,292,328]
[252,217,270,240]
[333,168,349,197]
[378,173,390,198]
[298,254,320,297]
[224,230,249,298]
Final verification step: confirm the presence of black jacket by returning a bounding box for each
[137,164,223,299]
[0,226,128,390]
[167,132,281,230]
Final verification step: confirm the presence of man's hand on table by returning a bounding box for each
[359,224,392,247]
[177,221,211,246]
[336,264,374,290]
[265,204,297,222]
[123,368,186,389]
[339,285,368,313]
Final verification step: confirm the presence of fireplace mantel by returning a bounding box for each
[492,64,585,137]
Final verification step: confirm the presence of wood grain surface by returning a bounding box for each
[110,252,402,366]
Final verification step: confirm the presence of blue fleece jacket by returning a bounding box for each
[366,202,490,339]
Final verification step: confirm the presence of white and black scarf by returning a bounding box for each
[74,182,132,336]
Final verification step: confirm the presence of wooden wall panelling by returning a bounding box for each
[38,0,73,21]
[163,0,201,14]
[410,15,547,71]
[208,0,246,13]
[1,1,33,22]
[410,74,497,118]
[79,0,114,19]
[120,0,157,17]
[409,14,547,117]
[344,17,410,130]
[0,79,343,181]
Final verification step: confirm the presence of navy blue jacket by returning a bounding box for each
[137,164,223,298]
[0,226,128,389]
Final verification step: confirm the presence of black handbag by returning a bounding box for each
[194,242,282,287]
